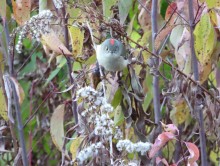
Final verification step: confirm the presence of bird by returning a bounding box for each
[96,38,128,72]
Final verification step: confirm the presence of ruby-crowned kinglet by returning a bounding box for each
[96,38,128,71]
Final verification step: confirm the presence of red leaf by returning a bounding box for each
[148,132,176,158]
[161,121,179,135]
[165,2,177,22]
[185,142,200,166]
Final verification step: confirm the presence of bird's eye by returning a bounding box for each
[105,46,109,51]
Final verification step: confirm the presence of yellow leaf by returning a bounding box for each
[50,104,65,151]
[170,96,190,125]
[206,0,220,8]
[12,0,31,25]
[0,87,8,121]
[194,13,216,64]
[68,26,84,57]
[41,31,72,56]
[194,13,216,82]
[70,137,84,159]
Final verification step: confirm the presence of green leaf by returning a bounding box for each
[114,106,124,126]
[0,0,6,23]
[0,87,8,121]
[194,13,216,64]
[50,104,65,151]
[119,0,133,24]
[44,57,67,86]
[102,0,117,20]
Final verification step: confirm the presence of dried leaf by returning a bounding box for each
[50,104,65,151]
[155,24,176,51]
[161,122,179,135]
[41,32,72,56]
[10,77,25,104]
[12,0,31,25]
[148,132,176,158]
[0,87,8,121]
[68,26,84,57]
[185,142,200,165]
[165,2,177,23]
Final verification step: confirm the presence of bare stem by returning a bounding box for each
[61,6,78,124]
[10,78,28,166]
[188,1,207,165]
[151,0,161,124]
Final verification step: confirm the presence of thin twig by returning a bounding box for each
[188,0,207,165]
[61,6,78,124]
[10,77,28,166]
[151,0,161,124]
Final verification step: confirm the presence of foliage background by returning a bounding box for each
[0,0,220,165]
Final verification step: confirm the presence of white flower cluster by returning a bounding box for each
[76,142,104,164]
[15,10,54,53]
[52,0,63,9]
[77,86,123,139]
[116,140,152,155]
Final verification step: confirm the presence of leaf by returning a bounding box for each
[156,157,169,166]
[102,0,117,20]
[12,0,31,25]
[0,0,6,24]
[50,104,65,151]
[70,137,84,159]
[148,132,176,158]
[119,0,133,24]
[155,24,177,51]
[165,2,177,22]
[206,0,220,8]
[10,77,25,104]
[0,88,8,121]
[68,26,84,57]
[114,106,124,126]
[41,31,72,56]
[194,13,216,65]
[161,122,179,135]
[130,67,144,100]
[44,57,67,86]
[170,95,190,125]
[185,142,200,165]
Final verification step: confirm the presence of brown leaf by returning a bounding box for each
[41,32,72,56]
[12,0,31,25]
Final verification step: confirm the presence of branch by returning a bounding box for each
[188,0,207,165]
[151,0,161,124]
[61,6,78,124]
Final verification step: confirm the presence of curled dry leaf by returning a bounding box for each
[148,132,176,158]
[10,77,25,104]
[161,122,179,135]
[41,31,72,56]
[185,142,200,166]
